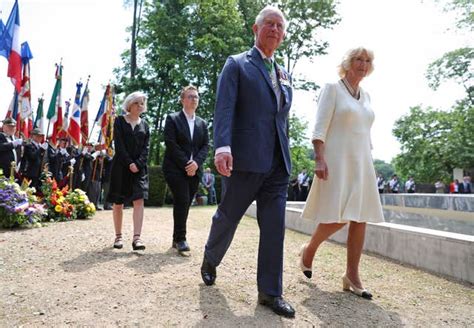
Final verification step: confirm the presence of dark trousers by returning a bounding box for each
[204,149,289,297]
[165,173,199,242]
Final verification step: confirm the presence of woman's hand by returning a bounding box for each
[129,163,139,173]
[315,158,328,180]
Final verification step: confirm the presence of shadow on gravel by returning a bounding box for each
[60,247,188,274]
[299,280,403,327]
[126,248,189,274]
[196,285,286,327]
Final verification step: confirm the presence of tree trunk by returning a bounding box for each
[130,0,138,79]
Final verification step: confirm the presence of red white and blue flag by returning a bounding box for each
[80,78,90,145]
[68,82,82,146]
[5,0,22,92]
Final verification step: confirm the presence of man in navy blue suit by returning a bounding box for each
[200,5,295,318]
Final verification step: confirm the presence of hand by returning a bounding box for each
[82,148,88,155]
[60,148,68,155]
[314,158,328,180]
[12,138,23,147]
[70,158,76,166]
[40,142,48,150]
[92,151,100,159]
[129,163,139,173]
[81,173,85,182]
[214,152,233,177]
[185,160,198,177]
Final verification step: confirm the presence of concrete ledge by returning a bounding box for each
[246,203,474,284]
[380,193,474,212]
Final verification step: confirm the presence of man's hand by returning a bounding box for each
[12,138,23,147]
[185,160,198,177]
[214,152,233,177]
[129,163,139,173]
[314,158,328,180]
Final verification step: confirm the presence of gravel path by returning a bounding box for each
[1,206,473,327]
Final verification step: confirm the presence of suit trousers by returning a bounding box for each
[165,173,199,242]
[204,147,289,297]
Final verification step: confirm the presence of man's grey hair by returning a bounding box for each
[255,5,287,32]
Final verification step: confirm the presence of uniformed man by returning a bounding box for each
[0,118,22,178]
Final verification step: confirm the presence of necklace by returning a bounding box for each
[341,78,360,100]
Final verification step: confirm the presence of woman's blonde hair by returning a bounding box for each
[337,47,375,78]
[122,91,147,113]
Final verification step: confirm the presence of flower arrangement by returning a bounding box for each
[41,176,75,221]
[66,189,96,219]
[0,177,46,228]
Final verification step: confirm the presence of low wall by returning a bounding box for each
[380,193,474,212]
[245,202,474,284]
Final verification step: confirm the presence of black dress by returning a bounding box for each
[107,115,150,204]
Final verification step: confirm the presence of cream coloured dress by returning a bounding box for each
[301,81,384,223]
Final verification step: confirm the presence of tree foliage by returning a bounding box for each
[373,159,394,179]
[288,113,313,177]
[393,1,474,182]
[115,0,340,165]
[436,0,474,31]
[426,47,474,104]
[392,103,474,182]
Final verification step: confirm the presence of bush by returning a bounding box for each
[145,166,167,207]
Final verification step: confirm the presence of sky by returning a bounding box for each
[0,0,471,162]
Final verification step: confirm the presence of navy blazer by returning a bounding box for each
[214,46,292,174]
[162,111,209,176]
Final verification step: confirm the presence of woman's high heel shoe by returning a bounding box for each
[342,275,372,299]
[298,244,312,279]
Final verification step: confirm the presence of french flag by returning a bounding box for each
[6,0,22,93]
[68,82,82,146]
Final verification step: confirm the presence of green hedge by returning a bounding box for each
[147,166,223,206]
[145,166,167,207]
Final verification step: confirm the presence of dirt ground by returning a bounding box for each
[1,206,473,327]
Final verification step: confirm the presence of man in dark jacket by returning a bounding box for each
[162,85,209,255]
[0,118,22,178]
[20,128,47,190]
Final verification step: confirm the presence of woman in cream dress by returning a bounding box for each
[300,47,384,299]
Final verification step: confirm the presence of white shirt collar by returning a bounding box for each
[255,46,274,62]
[182,109,195,121]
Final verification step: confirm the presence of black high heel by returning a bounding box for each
[298,244,312,279]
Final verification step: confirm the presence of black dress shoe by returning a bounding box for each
[176,240,190,252]
[258,292,295,318]
[200,256,216,286]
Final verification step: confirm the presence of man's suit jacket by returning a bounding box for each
[20,142,44,178]
[0,133,17,177]
[214,46,292,174]
[202,172,215,187]
[162,111,209,176]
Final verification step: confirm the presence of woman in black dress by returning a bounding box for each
[107,91,150,250]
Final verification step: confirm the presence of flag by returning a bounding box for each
[68,82,82,146]
[100,85,115,149]
[94,88,106,123]
[1,1,22,92]
[19,42,33,138]
[80,78,90,145]
[46,64,63,144]
[34,97,45,134]
[59,99,71,140]
[5,90,18,119]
